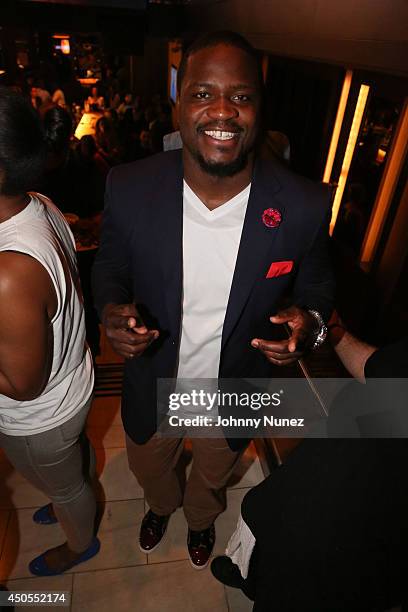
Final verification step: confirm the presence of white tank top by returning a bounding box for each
[0,193,94,435]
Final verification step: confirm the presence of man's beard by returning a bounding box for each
[194,147,251,178]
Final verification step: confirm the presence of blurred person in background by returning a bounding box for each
[94,116,122,166]
[117,92,135,118]
[117,107,136,162]
[0,86,99,576]
[39,105,77,214]
[61,71,85,108]
[30,80,51,111]
[74,134,108,214]
[131,127,153,160]
[41,109,103,359]
[85,86,105,112]
[143,105,157,131]
[132,106,146,136]
[74,134,110,217]
[51,82,66,108]
[103,107,119,129]
[149,103,174,153]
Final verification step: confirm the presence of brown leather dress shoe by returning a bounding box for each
[187,524,215,570]
[139,510,170,553]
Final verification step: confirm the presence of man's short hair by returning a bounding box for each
[0,86,46,196]
[177,30,264,95]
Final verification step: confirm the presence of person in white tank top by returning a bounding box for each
[0,86,99,576]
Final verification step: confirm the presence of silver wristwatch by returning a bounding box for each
[307,309,328,350]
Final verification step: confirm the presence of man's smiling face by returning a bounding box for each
[178,43,262,178]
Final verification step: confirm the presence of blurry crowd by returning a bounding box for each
[8,67,174,219]
[3,65,175,360]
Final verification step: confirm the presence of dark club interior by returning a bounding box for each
[0,1,407,611]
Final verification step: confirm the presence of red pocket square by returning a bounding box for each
[266,260,293,278]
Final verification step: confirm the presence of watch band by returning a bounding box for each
[307,309,328,350]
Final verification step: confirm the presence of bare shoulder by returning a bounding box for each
[0,251,56,314]
[0,250,49,285]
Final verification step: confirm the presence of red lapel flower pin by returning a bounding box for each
[262,208,282,228]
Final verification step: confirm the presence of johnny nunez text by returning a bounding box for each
[167,415,305,428]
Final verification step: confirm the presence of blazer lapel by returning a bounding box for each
[221,158,284,349]
[154,153,184,339]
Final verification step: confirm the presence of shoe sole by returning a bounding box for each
[138,522,169,555]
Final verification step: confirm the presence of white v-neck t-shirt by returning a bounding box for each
[176,180,251,380]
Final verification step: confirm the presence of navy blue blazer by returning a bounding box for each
[92,150,335,449]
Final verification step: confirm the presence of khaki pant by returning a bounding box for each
[126,433,241,531]
[0,398,96,553]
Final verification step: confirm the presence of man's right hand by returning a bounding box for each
[102,303,159,360]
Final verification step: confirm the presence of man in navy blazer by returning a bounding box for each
[92,31,334,569]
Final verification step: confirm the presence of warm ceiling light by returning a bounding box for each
[329,84,370,236]
[52,34,70,39]
[60,39,70,54]
[375,148,387,164]
[77,78,98,85]
[323,70,352,184]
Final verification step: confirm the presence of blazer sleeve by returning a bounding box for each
[92,168,133,319]
[292,206,335,323]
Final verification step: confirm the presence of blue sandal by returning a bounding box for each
[32,503,58,525]
[29,537,101,576]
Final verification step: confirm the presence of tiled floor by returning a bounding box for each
[0,371,262,611]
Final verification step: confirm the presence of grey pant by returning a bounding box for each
[0,398,96,552]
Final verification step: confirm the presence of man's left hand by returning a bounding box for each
[251,305,318,366]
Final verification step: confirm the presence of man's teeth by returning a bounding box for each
[204,130,236,140]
